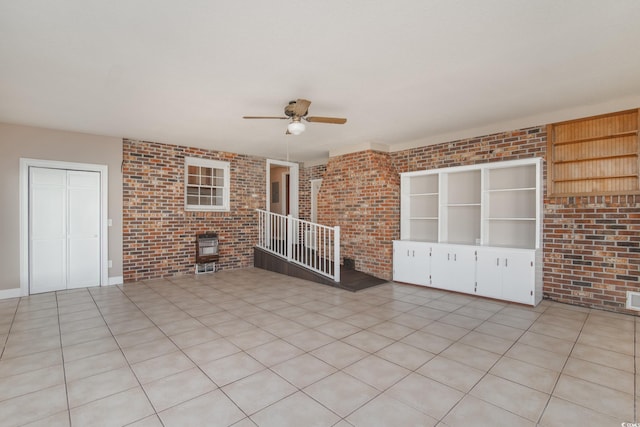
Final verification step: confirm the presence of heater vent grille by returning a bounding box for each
[626,291,640,311]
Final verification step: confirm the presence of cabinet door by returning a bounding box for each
[501,251,535,304]
[393,242,430,286]
[448,246,476,294]
[430,245,475,293]
[475,249,504,299]
[476,248,535,304]
[393,242,417,284]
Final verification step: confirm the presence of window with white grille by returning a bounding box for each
[184,157,230,211]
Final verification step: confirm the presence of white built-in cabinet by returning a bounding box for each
[392,241,431,286]
[430,244,476,295]
[393,158,543,306]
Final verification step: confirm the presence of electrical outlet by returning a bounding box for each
[108,260,113,268]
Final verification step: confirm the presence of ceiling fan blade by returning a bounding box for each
[243,116,288,119]
[305,116,347,124]
[292,99,311,117]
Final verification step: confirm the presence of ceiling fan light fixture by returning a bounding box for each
[244,99,346,134]
[287,120,306,135]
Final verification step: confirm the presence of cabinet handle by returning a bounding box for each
[447,253,450,261]
[505,258,508,267]
[407,250,410,257]
[496,258,499,266]
[454,254,457,261]
[412,250,415,257]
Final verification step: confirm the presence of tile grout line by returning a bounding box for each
[532,306,589,425]
[199,275,395,423]
[54,291,73,427]
[0,298,21,361]
[116,279,254,424]
[215,281,427,424]
[5,273,638,427]
[0,295,69,426]
[159,276,302,423]
[85,284,168,426]
[438,304,551,424]
[109,282,236,424]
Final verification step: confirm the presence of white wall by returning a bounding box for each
[0,122,123,293]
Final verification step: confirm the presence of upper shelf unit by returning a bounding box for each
[401,174,439,241]
[400,158,542,249]
[440,169,481,245]
[547,108,639,196]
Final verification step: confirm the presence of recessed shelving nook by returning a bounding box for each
[401,173,439,241]
[394,157,543,305]
[484,163,538,249]
[547,108,639,196]
[441,169,481,245]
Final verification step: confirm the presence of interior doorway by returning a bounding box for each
[266,159,298,217]
[284,173,290,215]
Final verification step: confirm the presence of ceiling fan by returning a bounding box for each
[243,99,347,135]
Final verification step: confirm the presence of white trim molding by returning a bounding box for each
[266,159,299,218]
[184,156,230,212]
[0,288,22,300]
[108,276,124,286]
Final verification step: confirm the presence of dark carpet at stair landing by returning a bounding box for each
[335,266,387,292]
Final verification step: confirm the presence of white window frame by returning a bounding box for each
[184,157,230,212]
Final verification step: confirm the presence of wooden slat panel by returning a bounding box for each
[554,157,637,181]
[552,130,636,146]
[554,136,636,161]
[554,176,638,195]
[548,109,639,196]
[552,110,637,142]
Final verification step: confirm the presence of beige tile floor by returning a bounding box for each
[0,267,637,426]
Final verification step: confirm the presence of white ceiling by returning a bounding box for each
[1,1,640,163]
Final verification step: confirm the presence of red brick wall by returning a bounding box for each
[122,139,265,282]
[318,150,400,280]
[389,126,640,314]
[391,127,546,172]
[544,195,640,312]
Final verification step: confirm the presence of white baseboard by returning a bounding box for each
[0,288,23,300]
[108,276,124,286]
[0,279,123,300]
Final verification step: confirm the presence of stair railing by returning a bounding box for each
[256,209,340,282]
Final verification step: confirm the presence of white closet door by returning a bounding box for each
[29,168,101,294]
[30,168,67,294]
[67,171,101,288]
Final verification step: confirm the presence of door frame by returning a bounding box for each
[283,172,290,215]
[19,158,109,296]
[310,178,322,223]
[266,159,298,218]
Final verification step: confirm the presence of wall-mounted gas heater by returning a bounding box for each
[195,233,219,274]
